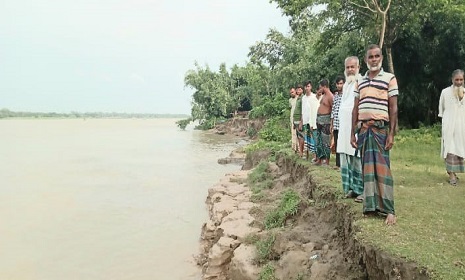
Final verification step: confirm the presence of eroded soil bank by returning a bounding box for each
[196,148,430,280]
[196,117,430,279]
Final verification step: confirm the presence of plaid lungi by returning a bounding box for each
[445,153,465,173]
[304,124,316,153]
[340,153,363,195]
[316,114,331,160]
[357,120,395,215]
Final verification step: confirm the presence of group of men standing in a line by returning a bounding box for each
[289,44,465,226]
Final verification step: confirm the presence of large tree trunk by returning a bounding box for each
[384,45,398,131]
[385,45,395,75]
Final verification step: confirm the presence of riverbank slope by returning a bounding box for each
[197,147,430,279]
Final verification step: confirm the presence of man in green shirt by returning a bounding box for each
[293,84,304,158]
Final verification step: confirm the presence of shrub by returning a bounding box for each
[264,189,301,229]
[176,118,192,130]
[258,115,289,143]
[255,234,276,265]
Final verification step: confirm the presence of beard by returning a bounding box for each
[345,74,357,83]
[345,71,360,83]
[366,62,382,72]
[453,85,464,99]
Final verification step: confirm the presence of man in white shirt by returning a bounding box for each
[337,56,363,201]
[438,69,465,186]
[302,80,320,160]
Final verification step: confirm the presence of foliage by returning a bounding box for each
[249,94,288,119]
[248,161,270,184]
[255,234,277,265]
[393,1,465,127]
[258,263,277,280]
[194,117,226,130]
[247,161,275,202]
[243,233,260,245]
[264,189,301,229]
[184,63,236,122]
[175,118,192,130]
[247,126,258,138]
[244,139,287,157]
[258,115,290,143]
[395,123,441,145]
[184,1,465,129]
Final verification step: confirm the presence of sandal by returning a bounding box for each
[354,195,364,203]
[345,191,356,198]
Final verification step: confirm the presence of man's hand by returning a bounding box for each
[351,134,358,149]
[385,134,394,150]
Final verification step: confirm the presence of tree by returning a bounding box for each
[270,0,427,74]
[184,63,236,122]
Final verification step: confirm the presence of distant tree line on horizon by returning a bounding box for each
[182,0,465,129]
[0,108,188,119]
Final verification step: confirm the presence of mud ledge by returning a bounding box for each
[212,117,264,138]
[197,149,431,280]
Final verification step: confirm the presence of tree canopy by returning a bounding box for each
[184,0,465,128]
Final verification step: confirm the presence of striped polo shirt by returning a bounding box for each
[354,69,399,121]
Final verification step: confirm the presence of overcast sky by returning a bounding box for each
[0,0,289,114]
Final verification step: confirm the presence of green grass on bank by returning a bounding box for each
[247,124,464,279]
[354,126,465,280]
[318,125,465,279]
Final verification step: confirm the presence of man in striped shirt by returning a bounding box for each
[350,44,399,226]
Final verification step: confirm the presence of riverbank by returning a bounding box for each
[196,119,465,279]
[197,148,430,279]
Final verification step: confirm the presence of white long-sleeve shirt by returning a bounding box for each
[438,85,465,158]
[302,93,319,128]
[337,80,359,156]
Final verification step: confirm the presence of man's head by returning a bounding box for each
[319,79,329,89]
[344,56,360,83]
[451,69,464,98]
[304,80,312,95]
[295,84,304,96]
[451,69,464,87]
[364,44,383,73]
[317,79,329,96]
[335,76,345,92]
[289,87,296,98]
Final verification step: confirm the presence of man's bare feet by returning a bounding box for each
[385,214,396,226]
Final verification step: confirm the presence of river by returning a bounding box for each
[0,118,243,280]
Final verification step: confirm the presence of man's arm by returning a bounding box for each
[350,97,359,148]
[385,76,399,150]
[438,90,445,118]
[385,95,398,150]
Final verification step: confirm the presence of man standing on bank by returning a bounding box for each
[351,44,399,226]
[315,79,334,165]
[293,84,305,158]
[289,86,298,153]
[338,57,363,202]
[330,76,345,169]
[438,69,465,186]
